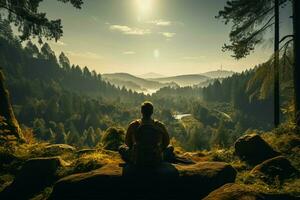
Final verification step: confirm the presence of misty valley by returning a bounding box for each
[1,37,284,150]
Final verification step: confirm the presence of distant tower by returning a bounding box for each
[220,65,223,71]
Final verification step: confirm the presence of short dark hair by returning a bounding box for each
[141,101,153,118]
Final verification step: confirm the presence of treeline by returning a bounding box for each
[0,22,148,147]
[0,22,210,149]
[0,17,294,150]
[202,54,294,130]
[148,55,294,151]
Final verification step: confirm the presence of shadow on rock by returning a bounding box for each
[48,161,236,200]
[0,157,63,200]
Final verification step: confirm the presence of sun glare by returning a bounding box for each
[136,0,153,16]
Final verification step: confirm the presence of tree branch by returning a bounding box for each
[280,38,294,66]
[0,3,20,17]
[280,34,294,44]
[280,39,294,51]
[245,16,275,42]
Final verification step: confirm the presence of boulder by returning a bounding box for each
[44,144,76,156]
[0,157,63,199]
[235,134,280,165]
[48,161,237,200]
[76,148,97,156]
[203,183,299,200]
[252,156,299,181]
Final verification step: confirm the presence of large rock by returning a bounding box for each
[0,157,63,199]
[44,144,76,156]
[48,161,236,200]
[203,183,299,200]
[252,156,299,181]
[76,148,97,156]
[235,134,280,165]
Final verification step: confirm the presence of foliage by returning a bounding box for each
[261,123,300,169]
[0,15,295,152]
[100,127,125,151]
[0,31,146,148]
[0,0,83,41]
[0,116,10,136]
[203,55,294,130]
[0,174,13,192]
[217,0,291,59]
[236,171,300,196]
[70,152,112,174]
[21,126,35,144]
[210,121,231,148]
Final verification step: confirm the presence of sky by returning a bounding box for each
[39,0,293,76]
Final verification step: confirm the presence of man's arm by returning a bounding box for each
[158,122,170,150]
[125,126,133,148]
[125,121,138,148]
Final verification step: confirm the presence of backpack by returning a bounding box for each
[132,122,163,166]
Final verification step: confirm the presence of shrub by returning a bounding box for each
[100,127,125,151]
[21,126,36,144]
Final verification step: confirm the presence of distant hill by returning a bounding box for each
[102,73,177,92]
[103,70,235,91]
[138,72,165,79]
[201,70,235,79]
[151,74,209,87]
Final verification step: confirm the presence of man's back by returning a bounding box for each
[125,119,170,166]
[125,119,169,149]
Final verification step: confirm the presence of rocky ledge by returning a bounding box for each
[48,161,237,200]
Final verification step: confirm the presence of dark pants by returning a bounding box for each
[119,145,175,164]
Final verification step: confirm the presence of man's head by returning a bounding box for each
[141,101,153,119]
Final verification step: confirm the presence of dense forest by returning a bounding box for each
[0,16,295,151]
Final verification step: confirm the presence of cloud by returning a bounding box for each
[160,32,176,38]
[66,51,102,60]
[148,20,172,26]
[123,51,136,55]
[110,25,151,35]
[147,20,184,26]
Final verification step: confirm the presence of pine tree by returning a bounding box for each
[211,121,230,148]
[24,41,40,58]
[59,52,71,71]
[85,127,95,147]
[293,0,300,132]
[0,0,84,143]
[217,0,292,127]
[33,118,47,140]
[0,0,83,41]
[41,43,57,62]
[54,123,67,144]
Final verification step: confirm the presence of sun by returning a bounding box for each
[136,0,153,15]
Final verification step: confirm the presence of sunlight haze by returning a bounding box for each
[39,0,292,76]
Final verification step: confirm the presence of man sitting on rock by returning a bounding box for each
[119,101,174,167]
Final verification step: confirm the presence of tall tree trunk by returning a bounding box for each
[0,70,23,140]
[293,0,300,132]
[274,0,280,127]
